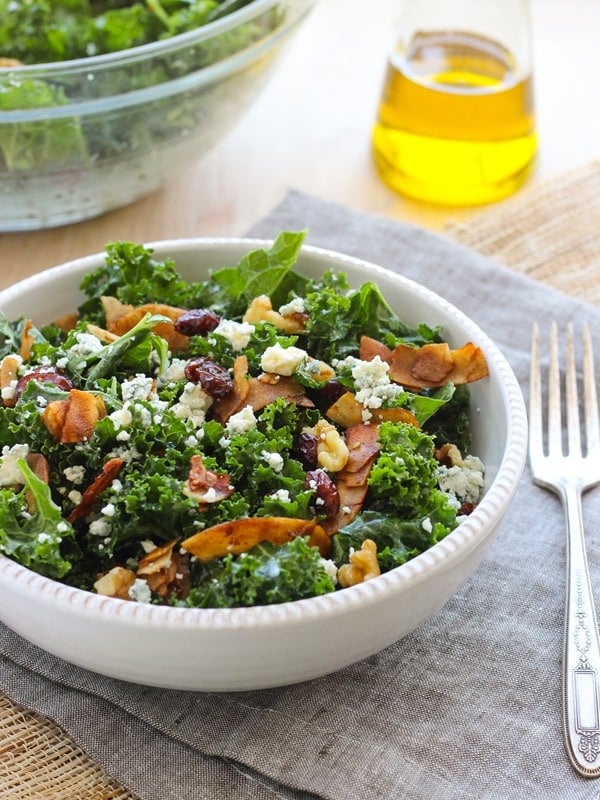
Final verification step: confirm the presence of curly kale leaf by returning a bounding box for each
[331,501,457,573]
[157,0,218,35]
[0,0,78,64]
[329,420,458,574]
[87,4,159,54]
[93,398,193,459]
[0,458,74,578]
[0,1,255,64]
[220,407,308,515]
[100,465,199,551]
[182,537,335,608]
[78,243,209,323]
[367,421,442,516]
[78,232,309,325]
[0,400,55,454]
[258,489,313,520]
[303,279,438,363]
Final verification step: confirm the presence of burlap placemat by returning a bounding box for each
[444,161,600,304]
[0,161,598,799]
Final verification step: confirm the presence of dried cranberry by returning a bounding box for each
[314,380,346,406]
[170,552,191,600]
[304,468,340,517]
[294,432,318,469]
[174,309,220,336]
[15,368,73,400]
[184,357,232,398]
[458,501,476,516]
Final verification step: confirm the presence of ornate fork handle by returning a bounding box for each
[562,482,600,777]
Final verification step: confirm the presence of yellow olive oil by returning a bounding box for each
[372,30,537,205]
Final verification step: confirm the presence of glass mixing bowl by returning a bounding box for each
[0,0,315,231]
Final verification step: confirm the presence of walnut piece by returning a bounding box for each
[305,419,349,473]
[337,539,381,587]
[94,566,136,600]
[435,442,464,466]
[0,355,21,407]
[243,295,306,333]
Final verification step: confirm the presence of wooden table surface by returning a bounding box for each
[0,0,598,287]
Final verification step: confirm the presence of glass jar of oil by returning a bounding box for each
[372,0,537,206]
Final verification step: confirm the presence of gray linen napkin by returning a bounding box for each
[2,190,600,800]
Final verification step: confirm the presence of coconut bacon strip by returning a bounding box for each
[321,424,381,535]
[101,296,189,352]
[184,454,234,504]
[359,335,488,390]
[326,390,418,429]
[67,457,124,523]
[136,540,191,599]
[212,355,314,424]
[211,355,250,422]
[41,389,107,444]
[181,517,330,561]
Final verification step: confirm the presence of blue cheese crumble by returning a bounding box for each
[70,332,104,356]
[269,488,291,503]
[0,443,30,486]
[212,319,255,351]
[262,450,284,472]
[225,405,257,435]
[171,382,213,427]
[334,355,405,410]
[63,465,86,484]
[128,578,152,604]
[261,343,307,376]
[121,374,155,403]
[437,445,485,505]
[158,357,187,384]
[279,297,306,316]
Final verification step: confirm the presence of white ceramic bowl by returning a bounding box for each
[0,239,527,691]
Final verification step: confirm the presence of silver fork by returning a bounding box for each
[529,322,600,777]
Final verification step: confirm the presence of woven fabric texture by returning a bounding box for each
[444,161,600,304]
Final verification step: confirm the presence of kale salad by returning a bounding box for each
[0,232,488,608]
[0,0,293,230]
[0,0,279,172]
[0,0,259,64]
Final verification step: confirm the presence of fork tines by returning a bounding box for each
[530,322,599,461]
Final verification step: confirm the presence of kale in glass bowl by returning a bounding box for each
[0,0,316,231]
